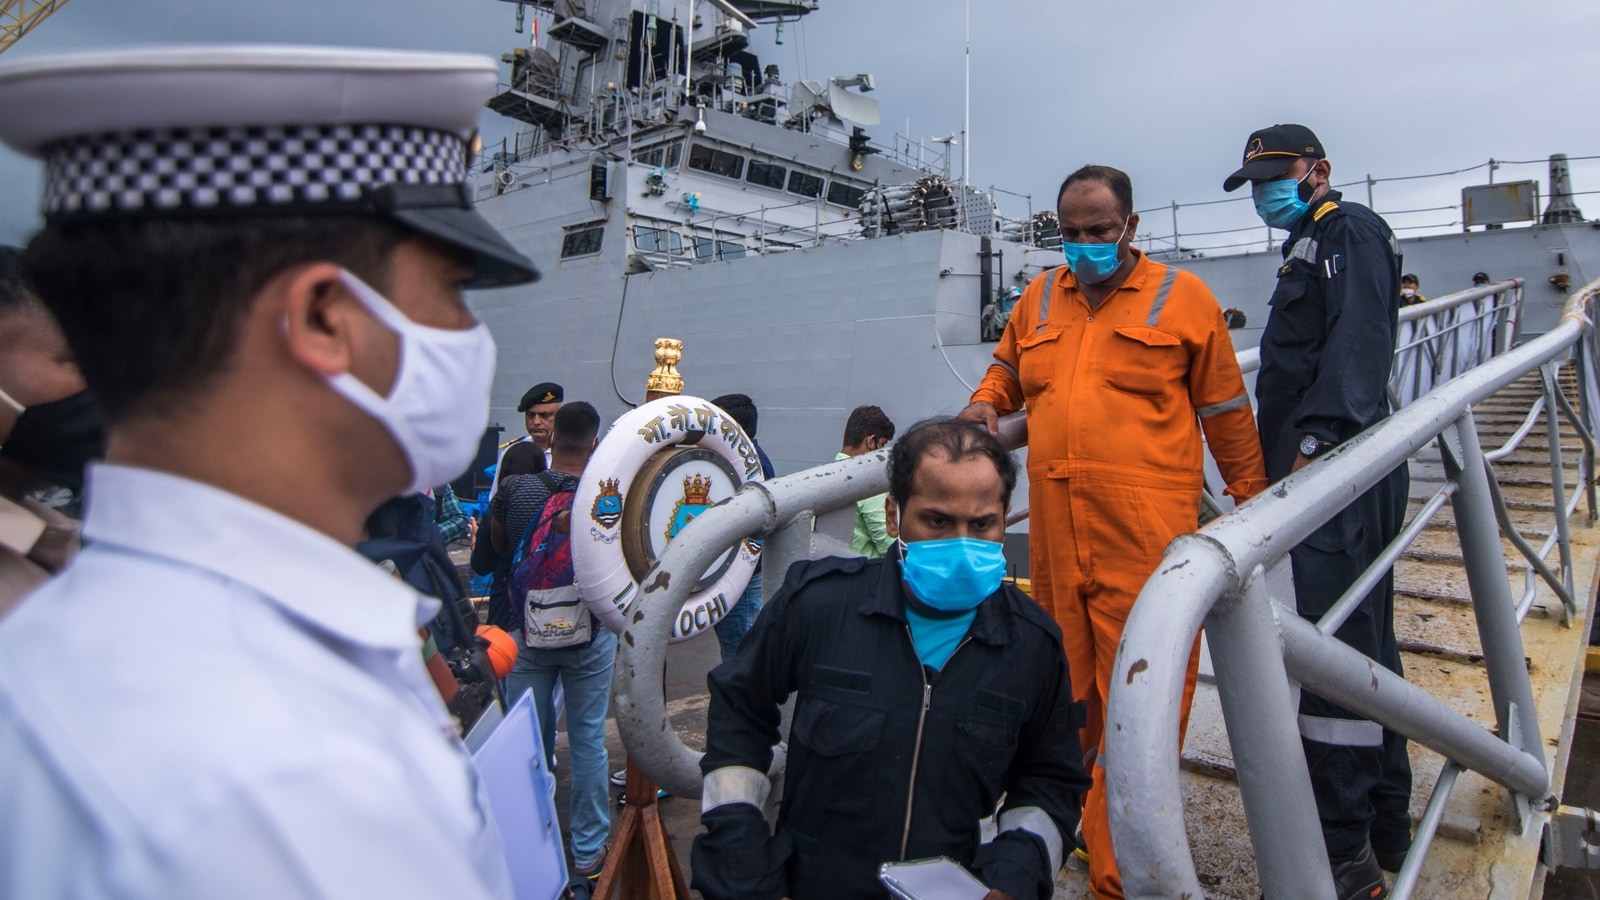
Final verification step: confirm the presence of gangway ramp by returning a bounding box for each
[1053,369,1600,898]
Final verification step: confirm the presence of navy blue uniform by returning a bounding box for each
[692,556,1089,900]
[1257,189,1413,865]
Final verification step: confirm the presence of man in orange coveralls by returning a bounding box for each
[960,165,1267,899]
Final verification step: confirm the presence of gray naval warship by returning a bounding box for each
[468,0,1600,476]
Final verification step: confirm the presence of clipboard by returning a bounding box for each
[878,856,990,900]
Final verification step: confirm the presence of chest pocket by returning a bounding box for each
[1016,328,1063,399]
[956,708,1022,797]
[1103,325,1185,398]
[792,696,886,757]
[1265,269,1326,350]
[1269,272,1310,311]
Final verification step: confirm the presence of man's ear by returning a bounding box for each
[279,263,363,378]
[884,495,899,539]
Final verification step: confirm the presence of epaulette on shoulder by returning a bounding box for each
[1312,200,1340,222]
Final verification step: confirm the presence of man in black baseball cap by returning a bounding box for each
[1227,123,1412,900]
[1223,123,1326,192]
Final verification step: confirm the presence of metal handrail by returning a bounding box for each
[1106,276,1600,898]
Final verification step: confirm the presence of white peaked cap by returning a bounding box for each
[0,45,538,287]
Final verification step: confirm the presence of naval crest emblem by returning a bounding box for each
[666,474,713,541]
[1243,137,1264,163]
[591,478,623,529]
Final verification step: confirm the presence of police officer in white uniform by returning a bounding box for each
[0,46,539,898]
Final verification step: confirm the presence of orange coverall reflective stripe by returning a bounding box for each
[970,251,1266,899]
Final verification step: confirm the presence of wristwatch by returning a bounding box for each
[1299,434,1335,458]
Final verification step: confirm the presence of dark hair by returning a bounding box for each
[1472,271,1490,283]
[844,405,895,447]
[1401,273,1419,285]
[1057,164,1134,217]
[553,401,601,456]
[499,441,547,483]
[23,216,410,423]
[0,245,37,314]
[710,392,757,437]
[887,417,1017,510]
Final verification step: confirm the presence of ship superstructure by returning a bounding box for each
[469,0,1600,475]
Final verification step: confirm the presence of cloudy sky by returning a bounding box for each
[3,0,1598,250]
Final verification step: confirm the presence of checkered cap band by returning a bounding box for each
[42,123,467,217]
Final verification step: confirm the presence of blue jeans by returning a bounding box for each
[713,571,763,664]
[504,627,617,869]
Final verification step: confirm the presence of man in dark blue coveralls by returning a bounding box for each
[1225,124,1412,900]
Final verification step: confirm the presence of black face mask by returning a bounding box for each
[2,390,107,493]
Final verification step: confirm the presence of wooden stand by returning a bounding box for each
[592,761,689,899]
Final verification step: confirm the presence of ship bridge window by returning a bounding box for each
[746,161,786,191]
[787,170,824,199]
[635,226,684,254]
[690,236,749,261]
[827,182,866,209]
[632,140,683,170]
[561,222,606,258]
[688,143,745,180]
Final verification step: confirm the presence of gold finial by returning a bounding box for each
[645,337,684,398]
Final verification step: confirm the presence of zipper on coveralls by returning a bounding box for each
[898,629,972,860]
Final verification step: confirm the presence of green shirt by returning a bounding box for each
[837,452,894,558]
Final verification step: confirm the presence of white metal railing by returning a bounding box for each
[1107,276,1600,898]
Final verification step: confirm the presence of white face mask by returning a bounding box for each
[329,270,496,495]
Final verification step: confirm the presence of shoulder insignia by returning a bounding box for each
[1312,201,1340,222]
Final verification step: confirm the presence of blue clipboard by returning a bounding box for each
[471,688,569,900]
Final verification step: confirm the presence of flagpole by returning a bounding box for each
[962,0,970,186]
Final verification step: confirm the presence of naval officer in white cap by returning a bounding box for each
[0,46,539,897]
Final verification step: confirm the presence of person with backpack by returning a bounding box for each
[476,440,549,636]
[498,401,614,888]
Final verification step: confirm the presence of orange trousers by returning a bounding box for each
[1028,473,1202,900]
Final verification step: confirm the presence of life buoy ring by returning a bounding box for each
[571,395,764,642]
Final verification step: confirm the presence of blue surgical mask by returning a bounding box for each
[900,536,1007,611]
[1061,217,1129,285]
[1252,166,1317,230]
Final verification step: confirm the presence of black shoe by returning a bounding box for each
[1330,842,1387,900]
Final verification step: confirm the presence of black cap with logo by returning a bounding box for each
[1223,124,1326,192]
[517,382,564,412]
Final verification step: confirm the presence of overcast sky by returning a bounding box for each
[4,0,1599,251]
